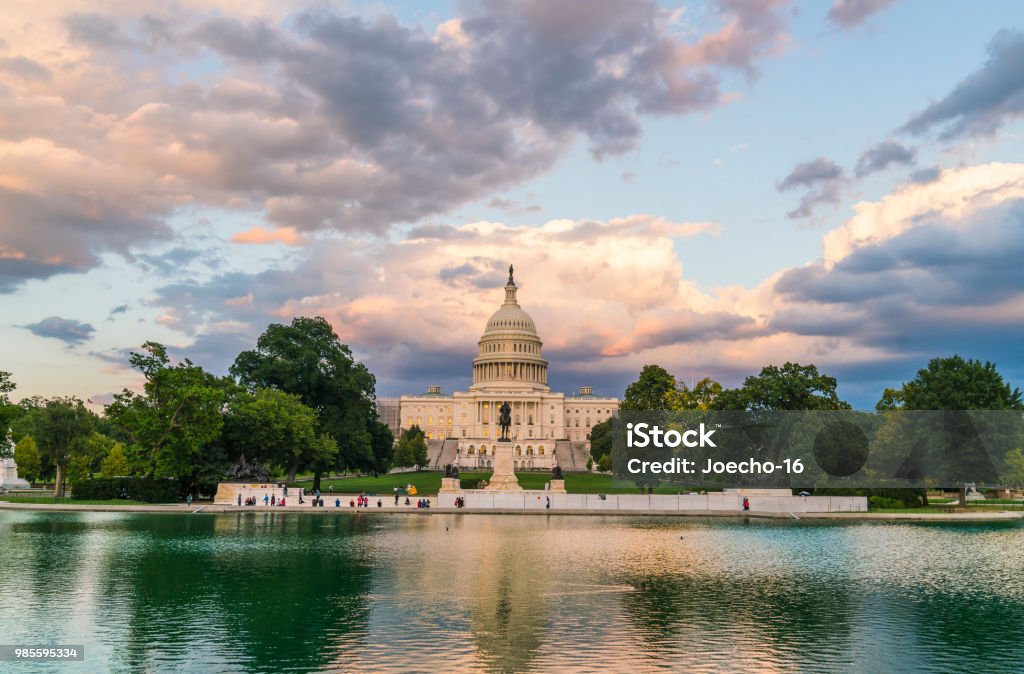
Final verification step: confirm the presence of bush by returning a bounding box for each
[816,487,922,508]
[72,477,179,502]
[460,478,486,490]
[868,495,906,510]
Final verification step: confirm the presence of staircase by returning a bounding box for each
[429,438,459,470]
[554,441,593,472]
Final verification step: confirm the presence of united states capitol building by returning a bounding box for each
[379,267,619,472]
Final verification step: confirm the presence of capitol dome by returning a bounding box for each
[471,266,549,392]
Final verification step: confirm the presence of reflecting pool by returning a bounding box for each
[1,511,1022,672]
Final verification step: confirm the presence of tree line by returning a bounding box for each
[589,356,1023,479]
[1,317,395,496]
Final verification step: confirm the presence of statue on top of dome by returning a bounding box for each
[507,264,514,285]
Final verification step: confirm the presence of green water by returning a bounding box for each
[1,512,1023,673]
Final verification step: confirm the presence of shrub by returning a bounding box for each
[868,495,905,510]
[71,477,179,502]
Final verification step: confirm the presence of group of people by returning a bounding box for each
[416,498,431,508]
[349,495,382,508]
[237,493,288,507]
[454,496,466,508]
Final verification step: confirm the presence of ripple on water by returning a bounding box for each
[1,513,1023,673]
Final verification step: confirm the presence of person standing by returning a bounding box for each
[545,496,550,510]
[742,497,750,511]
[263,494,269,506]
[237,493,241,507]
[187,494,193,507]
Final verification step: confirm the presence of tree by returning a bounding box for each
[887,355,1023,505]
[231,316,380,491]
[394,425,427,468]
[713,362,851,411]
[100,443,132,478]
[13,435,42,484]
[369,421,395,476]
[67,432,116,484]
[33,397,97,496]
[621,365,677,411]
[105,342,228,482]
[589,419,612,462]
[1003,448,1024,488]
[665,377,723,410]
[875,387,904,411]
[223,388,318,484]
[896,355,1022,411]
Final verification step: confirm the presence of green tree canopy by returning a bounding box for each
[589,418,612,462]
[893,355,1023,410]
[713,362,851,411]
[105,342,229,482]
[394,425,427,468]
[369,420,395,476]
[13,435,41,483]
[665,377,723,410]
[622,365,677,411]
[100,443,132,478]
[223,388,318,483]
[33,397,97,495]
[230,316,380,489]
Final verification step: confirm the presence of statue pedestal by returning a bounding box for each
[0,458,30,489]
[485,441,521,491]
[439,477,461,493]
[549,479,566,493]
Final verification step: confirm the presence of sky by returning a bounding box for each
[1,0,1023,410]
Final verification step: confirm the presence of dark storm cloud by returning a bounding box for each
[776,158,845,219]
[900,29,1024,140]
[854,140,916,177]
[826,0,899,28]
[22,316,96,344]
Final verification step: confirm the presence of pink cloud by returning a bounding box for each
[231,226,305,246]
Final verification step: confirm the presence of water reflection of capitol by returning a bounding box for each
[380,267,619,472]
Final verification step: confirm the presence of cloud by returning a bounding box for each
[22,316,96,344]
[776,157,845,218]
[854,140,916,177]
[231,226,305,246]
[821,162,1024,265]
[900,29,1024,140]
[64,13,133,49]
[0,0,792,291]
[144,213,722,392]
[826,0,900,28]
[908,166,941,184]
[0,56,51,81]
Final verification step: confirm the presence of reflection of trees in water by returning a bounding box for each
[94,513,375,672]
[3,514,90,634]
[618,561,860,665]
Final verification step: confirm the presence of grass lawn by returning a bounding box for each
[292,471,713,495]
